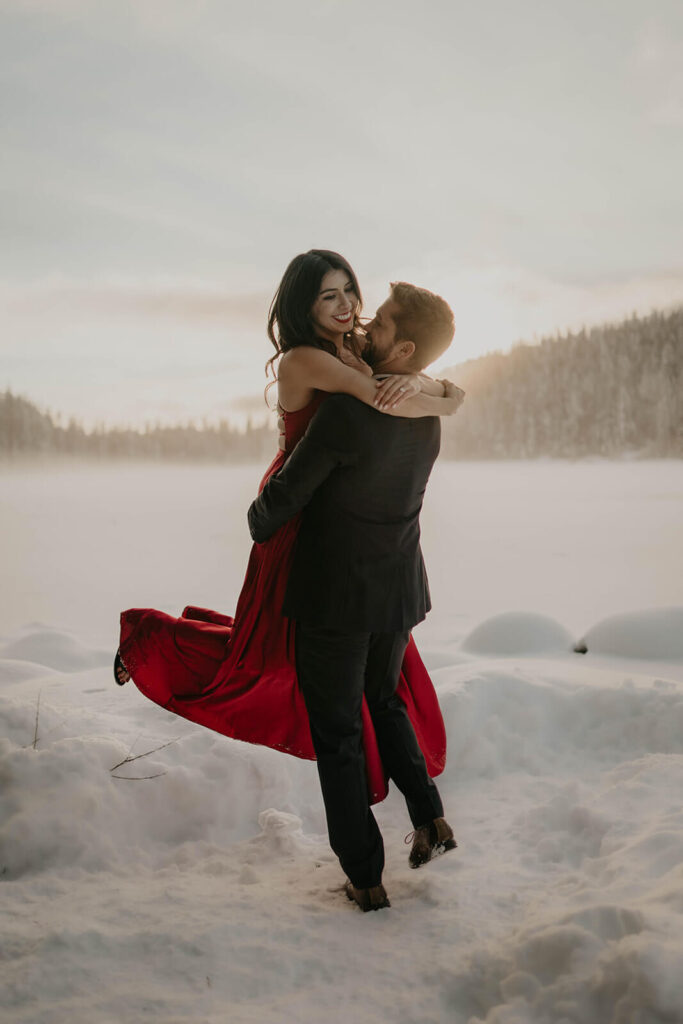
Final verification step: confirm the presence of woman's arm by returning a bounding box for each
[380,379,465,417]
[279,347,464,418]
[374,372,448,408]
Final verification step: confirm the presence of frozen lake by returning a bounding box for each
[1,458,681,646]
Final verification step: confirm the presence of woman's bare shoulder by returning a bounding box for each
[280,346,335,367]
[279,347,336,385]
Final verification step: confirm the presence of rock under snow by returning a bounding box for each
[579,606,683,660]
[461,611,575,656]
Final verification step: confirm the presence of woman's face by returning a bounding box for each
[310,269,358,342]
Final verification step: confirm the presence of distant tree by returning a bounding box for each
[440,306,683,458]
[0,391,278,462]
[2,305,681,462]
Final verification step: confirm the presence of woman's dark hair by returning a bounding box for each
[265,249,364,383]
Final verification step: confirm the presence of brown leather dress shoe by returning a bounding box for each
[407,817,457,868]
[345,880,391,912]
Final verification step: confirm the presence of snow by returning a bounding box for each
[1,459,682,1023]
[581,607,683,661]
[461,612,575,656]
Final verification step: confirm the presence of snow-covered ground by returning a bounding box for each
[1,459,682,1024]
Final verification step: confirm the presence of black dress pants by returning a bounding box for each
[295,623,444,888]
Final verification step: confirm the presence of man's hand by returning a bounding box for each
[248,395,360,543]
[373,374,421,410]
[439,381,466,411]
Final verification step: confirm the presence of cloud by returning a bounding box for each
[1,0,88,11]
[634,18,683,126]
[1,278,271,326]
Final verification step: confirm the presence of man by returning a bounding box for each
[248,282,462,912]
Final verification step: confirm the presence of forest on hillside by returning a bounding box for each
[439,306,682,458]
[0,392,275,462]
[2,306,681,461]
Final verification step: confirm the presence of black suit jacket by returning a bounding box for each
[248,394,440,633]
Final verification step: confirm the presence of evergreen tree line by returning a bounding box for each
[2,306,681,461]
[440,306,682,458]
[0,392,276,462]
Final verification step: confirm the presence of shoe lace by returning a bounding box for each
[405,822,433,845]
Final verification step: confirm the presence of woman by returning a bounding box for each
[117,250,461,803]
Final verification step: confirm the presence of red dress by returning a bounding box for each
[119,394,446,804]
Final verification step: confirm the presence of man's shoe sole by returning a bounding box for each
[345,881,391,912]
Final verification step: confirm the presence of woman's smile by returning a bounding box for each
[311,268,358,343]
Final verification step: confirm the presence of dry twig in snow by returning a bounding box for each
[32,690,41,750]
[109,737,179,780]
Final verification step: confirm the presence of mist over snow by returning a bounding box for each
[1,458,683,1023]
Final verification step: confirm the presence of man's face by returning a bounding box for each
[363,297,402,367]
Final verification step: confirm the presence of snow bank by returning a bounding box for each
[580,607,683,660]
[8,621,682,880]
[461,612,575,657]
[0,627,111,673]
[437,666,683,780]
[0,693,322,879]
[446,907,683,1023]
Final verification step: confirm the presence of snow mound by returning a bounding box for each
[247,808,317,861]
[438,670,683,780]
[0,698,322,879]
[0,629,111,672]
[0,658,56,684]
[447,910,683,1024]
[581,607,683,660]
[461,612,574,656]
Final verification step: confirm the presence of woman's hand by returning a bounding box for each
[373,374,422,410]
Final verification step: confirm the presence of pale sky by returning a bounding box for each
[1,0,682,427]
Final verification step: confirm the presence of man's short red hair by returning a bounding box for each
[390,282,455,369]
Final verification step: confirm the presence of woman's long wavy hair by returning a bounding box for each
[265,250,365,392]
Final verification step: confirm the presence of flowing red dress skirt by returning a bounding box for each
[119,395,446,804]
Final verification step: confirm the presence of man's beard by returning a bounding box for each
[363,335,381,369]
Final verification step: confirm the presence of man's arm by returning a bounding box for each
[248,396,360,543]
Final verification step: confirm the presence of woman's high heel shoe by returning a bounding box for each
[114,650,130,686]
